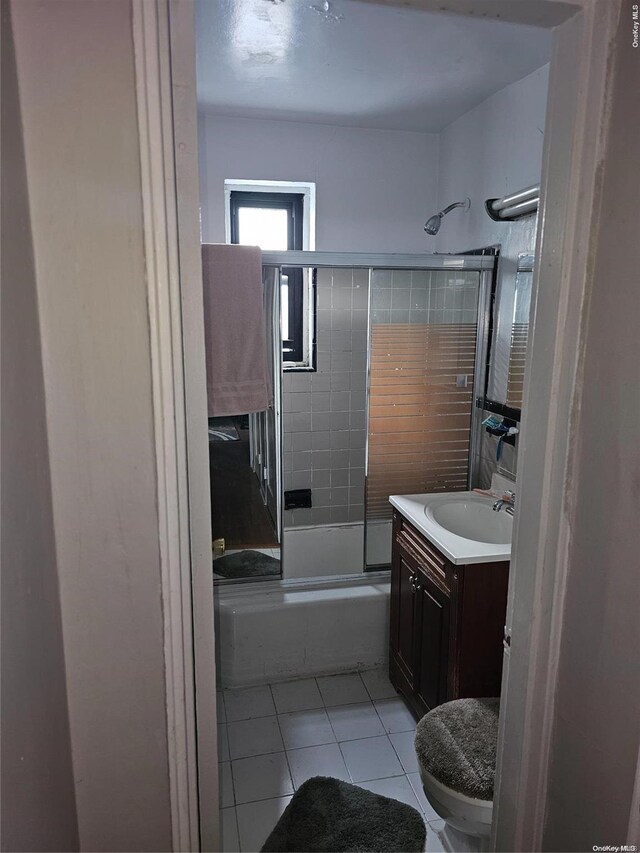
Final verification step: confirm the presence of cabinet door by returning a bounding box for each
[415,573,450,710]
[391,550,420,687]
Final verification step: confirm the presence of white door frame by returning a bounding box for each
[136,0,623,849]
[132,1,218,851]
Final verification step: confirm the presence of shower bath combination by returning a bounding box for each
[424,197,471,234]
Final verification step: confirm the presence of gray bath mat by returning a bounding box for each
[261,776,426,852]
[208,420,239,441]
[214,549,280,579]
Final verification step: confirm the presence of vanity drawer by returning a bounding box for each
[395,514,450,593]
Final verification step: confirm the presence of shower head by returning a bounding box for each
[424,198,470,235]
[424,214,443,235]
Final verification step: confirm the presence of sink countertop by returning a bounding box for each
[389,491,512,565]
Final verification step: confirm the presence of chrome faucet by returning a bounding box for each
[493,490,516,516]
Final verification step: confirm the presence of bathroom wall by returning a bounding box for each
[8,1,174,848]
[198,113,439,253]
[435,64,550,488]
[1,2,79,847]
[542,8,640,845]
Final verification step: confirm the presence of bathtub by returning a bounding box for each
[215,573,391,688]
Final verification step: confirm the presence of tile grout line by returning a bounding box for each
[228,799,240,853]
[216,686,240,849]
[269,683,296,798]
[317,673,375,786]
[312,676,354,785]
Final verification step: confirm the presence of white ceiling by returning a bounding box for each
[195,0,551,133]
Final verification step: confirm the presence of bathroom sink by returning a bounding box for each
[389,490,512,565]
[425,494,512,545]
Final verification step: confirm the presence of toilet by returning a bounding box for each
[415,698,499,853]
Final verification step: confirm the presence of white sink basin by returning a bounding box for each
[425,494,512,545]
[389,491,512,565]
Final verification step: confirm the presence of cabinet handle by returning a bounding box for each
[410,573,421,593]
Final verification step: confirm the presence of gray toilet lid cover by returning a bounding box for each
[415,697,499,800]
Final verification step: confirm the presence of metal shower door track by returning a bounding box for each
[261,251,495,271]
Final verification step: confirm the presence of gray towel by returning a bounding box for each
[202,243,269,417]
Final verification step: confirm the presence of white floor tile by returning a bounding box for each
[231,752,294,805]
[271,678,324,714]
[278,708,336,750]
[220,807,239,853]
[327,702,385,741]
[374,697,417,734]
[286,742,351,789]
[218,724,230,762]
[227,716,284,760]
[389,730,420,774]
[236,796,292,853]
[360,668,397,701]
[339,735,404,782]
[316,672,370,707]
[407,772,441,821]
[220,761,234,808]
[217,690,226,724]
[224,685,276,722]
[357,775,422,811]
[425,819,447,852]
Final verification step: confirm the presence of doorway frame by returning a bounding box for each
[136,0,622,849]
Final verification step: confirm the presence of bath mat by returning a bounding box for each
[261,776,426,852]
[208,419,239,441]
[213,549,280,579]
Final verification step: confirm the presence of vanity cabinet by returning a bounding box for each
[389,509,509,719]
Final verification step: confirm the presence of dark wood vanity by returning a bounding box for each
[389,508,510,720]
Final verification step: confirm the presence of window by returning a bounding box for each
[226,181,316,369]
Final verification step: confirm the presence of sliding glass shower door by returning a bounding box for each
[365,268,483,569]
[249,266,282,536]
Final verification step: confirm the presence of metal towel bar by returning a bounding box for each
[485,183,540,221]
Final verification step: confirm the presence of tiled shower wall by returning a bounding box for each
[370,268,479,325]
[282,265,513,526]
[366,268,480,517]
[282,267,368,528]
[369,268,517,491]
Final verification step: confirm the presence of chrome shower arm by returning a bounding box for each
[439,200,469,217]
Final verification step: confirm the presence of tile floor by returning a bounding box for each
[218,670,446,852]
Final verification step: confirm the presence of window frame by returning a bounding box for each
[225,180,316,370]
[229,191,306,362]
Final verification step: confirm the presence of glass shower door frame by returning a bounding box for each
[261,251,496,576]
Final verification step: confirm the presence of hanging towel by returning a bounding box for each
[202,243,269,417]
